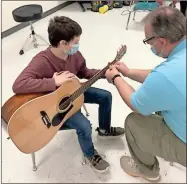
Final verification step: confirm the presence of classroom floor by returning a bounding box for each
[1,2,186,183]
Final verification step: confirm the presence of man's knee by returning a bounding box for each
[76,119,92,137]
[124,112,146,147]
[125,112,140,133]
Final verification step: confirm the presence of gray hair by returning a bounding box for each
[143,7,186,43]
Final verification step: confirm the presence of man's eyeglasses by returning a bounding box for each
[143,36,155,44]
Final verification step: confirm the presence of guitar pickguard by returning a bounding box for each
[51,104,73,126]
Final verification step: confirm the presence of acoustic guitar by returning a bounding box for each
[2,45,127,154]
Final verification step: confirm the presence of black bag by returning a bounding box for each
[123,1,131,6]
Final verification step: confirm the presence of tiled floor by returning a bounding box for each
[1,2,186,183]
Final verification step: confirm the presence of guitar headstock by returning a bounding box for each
[114,45,127,61]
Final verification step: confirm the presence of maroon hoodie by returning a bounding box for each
[12,48,100,94]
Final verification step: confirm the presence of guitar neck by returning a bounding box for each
[70,59,117,101]
[69,44,127,102]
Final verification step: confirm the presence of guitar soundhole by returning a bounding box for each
[59,96,70,110]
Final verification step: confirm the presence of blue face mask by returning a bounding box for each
[151,41,165,58]
[67,44,79,55]
[151,47,158,55]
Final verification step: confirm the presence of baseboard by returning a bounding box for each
[1,1,75,39]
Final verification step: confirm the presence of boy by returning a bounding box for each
[12,16,125,173]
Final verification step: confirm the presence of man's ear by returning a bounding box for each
[158,37,167,45]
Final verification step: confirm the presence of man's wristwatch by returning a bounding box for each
[111,74,121,84]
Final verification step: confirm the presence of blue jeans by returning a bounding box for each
[60,87,112,158]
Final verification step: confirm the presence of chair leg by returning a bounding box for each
[126,11,132,30]
[19,21,49,55]
[30,22,49,47]
[83,104,89,117]
[82,153,87,165]
[19,34,32,55]
[29,21,38,48]
[31,152,37,171]
[133,10,136,20]
[77,1,86,12]
[35,34,50,46]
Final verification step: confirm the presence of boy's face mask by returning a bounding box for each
[67,43,79,55]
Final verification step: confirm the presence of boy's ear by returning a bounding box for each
[59,40,67,46]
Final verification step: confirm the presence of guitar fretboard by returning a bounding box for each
[70,59,117,101]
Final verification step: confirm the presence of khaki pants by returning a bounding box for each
[125,112,186,174]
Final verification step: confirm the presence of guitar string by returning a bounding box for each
[60,68,106,109]
[70,55,120,100]
[59,50,124,109]
[59,66,107,109]
[59,46,126,110]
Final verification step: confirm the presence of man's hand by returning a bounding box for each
[114,61,130,77]
[105,65,120,83]
[53,71,76,86]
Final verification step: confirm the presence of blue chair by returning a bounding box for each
[122,1,159,30]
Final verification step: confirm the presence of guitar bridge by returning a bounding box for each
[40,111,51,128]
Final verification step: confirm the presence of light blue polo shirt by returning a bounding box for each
[131,39,186,143]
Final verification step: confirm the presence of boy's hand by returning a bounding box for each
[53,71,76,86]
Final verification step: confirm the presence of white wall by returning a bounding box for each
[2,1,66,32]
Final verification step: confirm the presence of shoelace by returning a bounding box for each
[91,151,106,166]
[108,127,117,135]
[96,127,117,136]
[92,155,102,166]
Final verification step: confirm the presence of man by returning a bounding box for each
[105,7,186,181]
[12,16,125,173]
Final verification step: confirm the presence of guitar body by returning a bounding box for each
[4,78,84,154]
